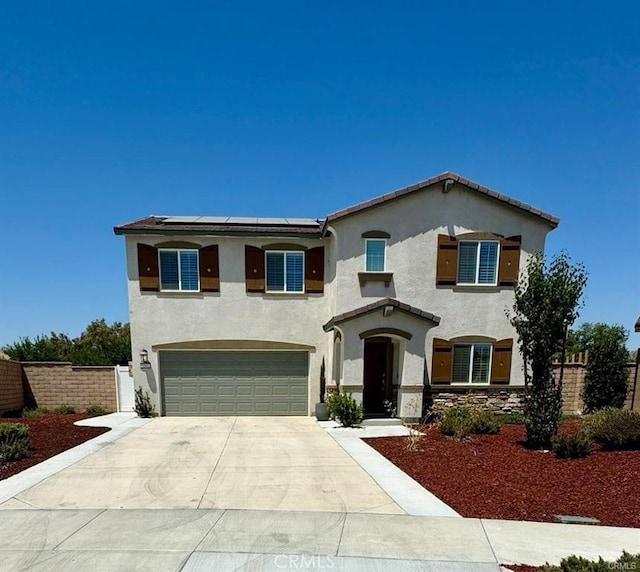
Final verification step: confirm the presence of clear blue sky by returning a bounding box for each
[1,1,638,348]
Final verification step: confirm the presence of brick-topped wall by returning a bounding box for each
[0,359,24,414]
[21,363,117,412]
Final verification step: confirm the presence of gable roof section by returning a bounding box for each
[325,171,559,228]
[114,216,324,238]
[323,297,441,332]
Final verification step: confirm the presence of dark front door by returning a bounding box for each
[363,338,393,416]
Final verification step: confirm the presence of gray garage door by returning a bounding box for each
[160,351,309,416]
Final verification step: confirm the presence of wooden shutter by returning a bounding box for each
[498,236,521,286]
[436,235,458,285]
[431,338,453,384]
[305,247,324,293]
[199,245,220,292]
[245,245,265,292]
[137,243,159,292]
[490,339,513,384]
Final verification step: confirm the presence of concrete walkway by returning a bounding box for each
[0,415,638,571]
[0,508,638,571]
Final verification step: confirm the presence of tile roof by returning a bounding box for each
[114,171,559,236]
[323,297,441,332]
[635,316,640,333]
[114,216,324,238]
[324,171,559,228]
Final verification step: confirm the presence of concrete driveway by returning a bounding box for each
[1,416,403,513]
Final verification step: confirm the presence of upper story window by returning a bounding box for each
[452,343,492,384]
[457,240,499,285]
[266,251,304,293]
[159,249,199,291]
[365,239,386,272]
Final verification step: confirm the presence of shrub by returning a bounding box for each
[581,323,630,412]
[134,387,156,418]
[496,411,525,425]
[439,407,500,439]
[552,431,592,459]
[22,407,49,418]
[326,393,362,427]
[53,405,75,414]
[86,404,106,417]
[469,409,501,434]
[581,408,640,450]
[537,551,640,572]
[0,423,31,462]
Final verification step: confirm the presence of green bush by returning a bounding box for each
[134,387,156,418]
[53,405,75,414]
[86,404,106,417]
[0,423,31,462]
[496,411,525,425]
[552,431,592,459]
[326,393,362,427]
[581,408,640,450]
[22,407,49,418]
[439,407,500,439]
[537,551,640,572]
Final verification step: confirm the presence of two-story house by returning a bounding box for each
[114,172,558,418]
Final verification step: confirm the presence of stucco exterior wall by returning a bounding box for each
[125,235,332,413]
[328,183,552,388]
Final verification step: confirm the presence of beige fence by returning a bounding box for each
[20,362,117,412]
[0,359,24,414]
[554,351,639,415]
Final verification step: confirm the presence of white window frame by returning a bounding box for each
[158,248,200,292]
[364,238,387,272]
[451,343,493,385]
[456,240,500,286]
[265,250,305,293]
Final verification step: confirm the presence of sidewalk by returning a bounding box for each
[0,508,638,571]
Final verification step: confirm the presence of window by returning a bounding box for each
[266,251,304,292]
[457,240,499,285]
[365,239,386,272]
[159,249,199,291]
[452,343,492,384]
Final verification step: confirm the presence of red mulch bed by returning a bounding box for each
[0,414,110,481]
[365,422,640,528]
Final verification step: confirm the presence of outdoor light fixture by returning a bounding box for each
[383,305,394,317]
[139,349,149,364]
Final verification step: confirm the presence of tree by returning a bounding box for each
[3,319,131,366]
[581,324,630,412]
[509,252,587,448]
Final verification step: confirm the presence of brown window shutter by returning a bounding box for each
[137,243,159,292]
[199,245,220,292]
[431,338,453,383]
[436,235,458,285]
[498,236,521,286]
[490,339,513,384]
[245,245,265,292]
[305,247,324,293]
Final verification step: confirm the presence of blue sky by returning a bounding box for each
[1,1,638,348]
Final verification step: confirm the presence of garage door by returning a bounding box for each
[160,351,309,416]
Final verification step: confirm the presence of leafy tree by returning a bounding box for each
[3,332,73,362]
[3,319,131,366]
[581,324,630,412]
[509,252,587,448]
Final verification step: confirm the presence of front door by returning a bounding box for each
[363,338,393,416]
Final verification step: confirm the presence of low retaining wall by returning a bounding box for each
[0,359,24,414]
[21,362,117,412]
